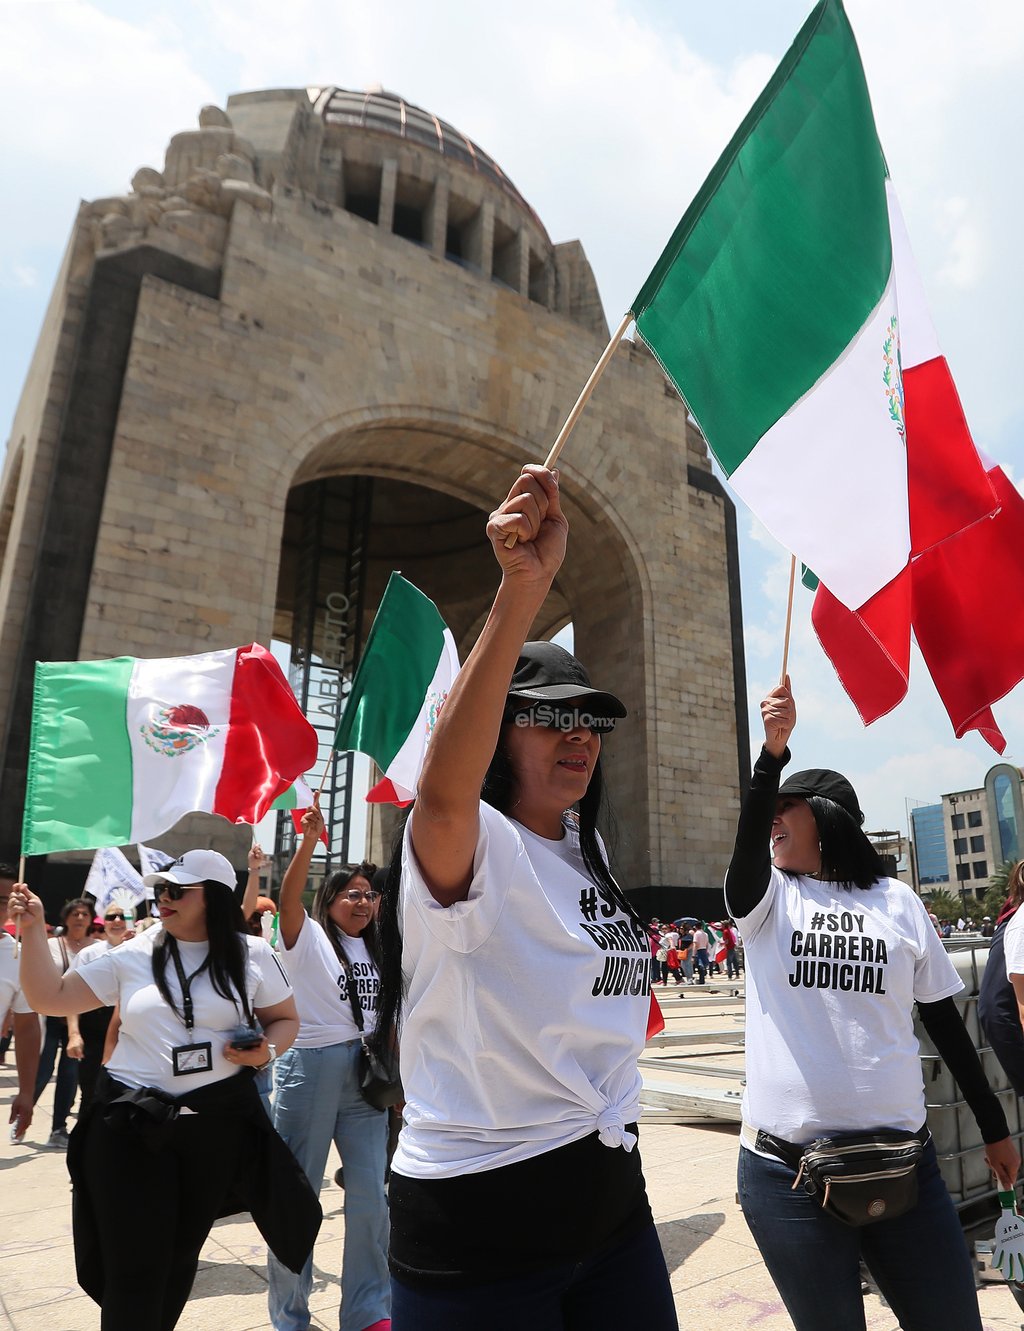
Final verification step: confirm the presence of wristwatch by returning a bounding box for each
[255,1043,278,1072]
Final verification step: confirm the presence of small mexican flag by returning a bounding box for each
[334,573,459,805]
[271,777,328,845]
[23,643,317,854]
[706,924,728,967]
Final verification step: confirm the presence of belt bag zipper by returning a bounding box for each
[821,1162,919,1209]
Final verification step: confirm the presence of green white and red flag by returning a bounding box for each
[333,573,460,806]
[271,776,328,845]
[271,776,317,813]
[631,0,1024,750]
[23,643,317,854]
[705,924,727,966]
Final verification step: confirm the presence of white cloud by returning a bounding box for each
[3,265,37,290]
[935,196,985,290]
[0,2,215,247]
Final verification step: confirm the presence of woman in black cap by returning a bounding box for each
[373,465,676,1330]
[726,679,1018,1331]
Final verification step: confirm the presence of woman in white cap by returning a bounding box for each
[726,679,1019,1331]
[11,850,320,1331]
[371,466,677,1330]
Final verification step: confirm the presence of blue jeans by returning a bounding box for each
[391,1220,677,1330]
[33,1015,79,1132]
[267,1041,390,1331]
[737,1139,982,1331]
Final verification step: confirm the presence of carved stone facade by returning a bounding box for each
[0,87,747,900]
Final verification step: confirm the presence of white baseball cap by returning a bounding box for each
[143,849,237,891]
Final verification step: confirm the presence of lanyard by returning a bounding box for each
[167,937,211,1034]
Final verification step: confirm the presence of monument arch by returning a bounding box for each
[0,86,747,903]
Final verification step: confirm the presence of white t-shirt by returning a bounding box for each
[71,939,113,971]
[78,929,292,1094]
[394,801,649,1179]
[0,932,31,1017]
[1003,910,1024,977]
[731,868,963,1144]
[276,912,379,1047]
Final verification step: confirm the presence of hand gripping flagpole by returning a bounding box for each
[503,312,634,548]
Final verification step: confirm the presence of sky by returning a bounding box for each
[2,0,1023,849]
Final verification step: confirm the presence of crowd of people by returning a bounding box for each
[648,917,741,985]
[2,465,1024,1331]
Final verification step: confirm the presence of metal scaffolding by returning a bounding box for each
[276,476,373,881]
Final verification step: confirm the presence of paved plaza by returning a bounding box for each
[3,1063,1024,1330]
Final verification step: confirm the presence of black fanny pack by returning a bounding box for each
[755,1126,928,1226]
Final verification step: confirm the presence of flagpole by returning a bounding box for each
[780,554,797,684]
[504,312,634,548]
[314,751,336,801]
[15,854,24,957]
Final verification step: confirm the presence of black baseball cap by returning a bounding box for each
[778,769,863,824]
[505,642,626,718]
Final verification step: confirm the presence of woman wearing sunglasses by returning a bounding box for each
[267,813,390,1331]
[10,851,318,1331]
[371,466,677,1330]
[65,902,134,1113]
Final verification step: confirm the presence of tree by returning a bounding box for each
[922,890,964,921]
[980,859,1018,921]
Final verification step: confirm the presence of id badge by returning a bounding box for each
[171,1041,212,1076]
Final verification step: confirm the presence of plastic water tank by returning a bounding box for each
[915,939,1022,1210]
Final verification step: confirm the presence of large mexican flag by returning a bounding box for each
[23,643,317,854]
[631,0,1020,746]
[633,0,994,613]
[334,573,459,805]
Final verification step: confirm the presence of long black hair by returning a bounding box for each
[312,862,381,971]
[151,882,254,1023]
[369,732,644,1060]
[805,795,886,890]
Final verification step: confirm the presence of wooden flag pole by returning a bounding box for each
[314,750,336,801]
[780,554,797,685]
[504,311,634,548]
[15,854,25,957]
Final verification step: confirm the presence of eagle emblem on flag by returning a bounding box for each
[140,703,220,757]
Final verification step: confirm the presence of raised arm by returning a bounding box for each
[241,842,265,922]
[9,886,104,1016]
[411,466,567,906]
[278,798,324,949]
[725,680,795,918]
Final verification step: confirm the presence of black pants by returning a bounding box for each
[77,1101,252,1330]
[75,1007,113,1114]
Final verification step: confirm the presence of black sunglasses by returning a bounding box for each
[156,881,188,901]
[104,912,127,922]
